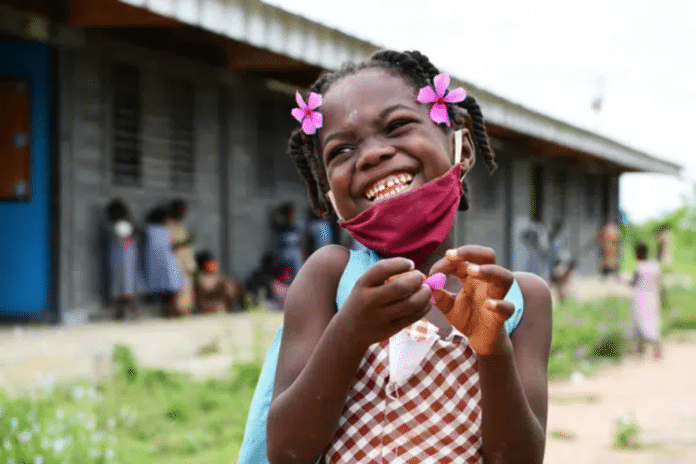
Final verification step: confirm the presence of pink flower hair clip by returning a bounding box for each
[291,91,323,135]
[417,73,466,127]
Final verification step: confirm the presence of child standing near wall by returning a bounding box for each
[240,50,552,463]
[105,199,144,320]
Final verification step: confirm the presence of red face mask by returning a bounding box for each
[335,164,463,264]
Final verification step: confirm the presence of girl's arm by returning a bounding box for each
[477,272,552,464]
[267,246,431,464]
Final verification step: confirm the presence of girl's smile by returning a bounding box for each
[318,69,454,220]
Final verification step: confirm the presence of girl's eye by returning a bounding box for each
[327,145,353,162]
[386,119,412,133]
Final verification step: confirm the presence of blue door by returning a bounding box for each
[0,41,53,316]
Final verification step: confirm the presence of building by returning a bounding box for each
[0,0,681,322]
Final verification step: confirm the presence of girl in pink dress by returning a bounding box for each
[630,241,663,359]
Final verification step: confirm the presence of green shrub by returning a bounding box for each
[614,416,642,449]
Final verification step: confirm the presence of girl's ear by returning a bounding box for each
[452,128,475,175]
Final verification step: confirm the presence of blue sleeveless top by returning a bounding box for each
[238,248,524,463]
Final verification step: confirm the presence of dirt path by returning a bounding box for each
[544,332,696,464]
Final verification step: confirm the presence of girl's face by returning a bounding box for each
[318,69,456,221]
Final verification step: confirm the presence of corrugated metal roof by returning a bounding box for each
[119,0,680,176]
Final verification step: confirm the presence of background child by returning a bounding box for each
[143,206,184,317]
[195,250,246,313]
[168,199,197,316]
[241,50,551,464]
[105,199,144,320]
[630,241,663,359]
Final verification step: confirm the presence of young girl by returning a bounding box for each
[105,199,144,320]
[143,206,185,316]
[240,50,552,463]
[630,242,663,359]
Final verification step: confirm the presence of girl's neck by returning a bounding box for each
[415,230,456,275]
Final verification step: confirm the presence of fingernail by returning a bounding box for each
[445,249,458,260]
[407,259,415,270]
[468,263,480,274]
[485,299,497,310]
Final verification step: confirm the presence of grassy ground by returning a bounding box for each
[548,286,696,379]
[0,351,261,464]
[2,288,693,463]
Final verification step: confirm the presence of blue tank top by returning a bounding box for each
[238,248,525,463]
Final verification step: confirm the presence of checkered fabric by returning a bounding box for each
[324,320,483,463]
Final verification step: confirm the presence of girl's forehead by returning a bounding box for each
[322,69,419,119]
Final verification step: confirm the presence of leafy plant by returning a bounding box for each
[614,415,642,449]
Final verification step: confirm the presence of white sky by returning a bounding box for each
[265,0,696,223]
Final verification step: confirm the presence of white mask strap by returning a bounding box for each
[454,130,463,166]
[326,190,344,221]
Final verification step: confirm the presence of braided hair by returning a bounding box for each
[287,50,497,216]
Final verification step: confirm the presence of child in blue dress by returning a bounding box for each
[240,50,552,463]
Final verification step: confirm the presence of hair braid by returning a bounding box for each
[288,130,325,215]
[459,95,497,174]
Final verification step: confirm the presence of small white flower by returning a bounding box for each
[34,456,43,464]
[56,408,65,420]
[105,448,115,460]
[10,418,18,429]
[8,458,15,464]
[18,430,32,442]
[41,437,51,449]
[3,438,11,450]
[85,415,96,431]
[88,447,101,458]
[107,417,116,429]
[91,432,105,442]
[53,437,67,454]
[32,422,40,433]
[72,386,85,401]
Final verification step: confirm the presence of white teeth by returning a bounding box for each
[365,172,414,201]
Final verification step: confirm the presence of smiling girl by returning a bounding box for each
[240,50,552,464]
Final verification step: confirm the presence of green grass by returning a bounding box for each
[0,349,260,464]
[549,286,696,379]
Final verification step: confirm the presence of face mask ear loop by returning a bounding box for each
[327,190,345,222]
[454,129,465,179]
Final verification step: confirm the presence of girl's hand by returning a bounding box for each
[339,257,432,348]
[429,246,515,356]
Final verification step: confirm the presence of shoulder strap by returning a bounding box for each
[504,278,525,334]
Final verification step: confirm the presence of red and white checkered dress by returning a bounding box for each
[324,319,483,463]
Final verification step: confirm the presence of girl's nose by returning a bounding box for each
[355,138,396,171]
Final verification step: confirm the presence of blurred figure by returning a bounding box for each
[245,253,276,307]
[630,241,662,359]
[598,214,621,279]
[520,220,552,281]
[143,206,184,317]
[168,199,197,316]
[551,260,577,303]
[655,223,674,272]
[195,251,246,314]
[304,208,332,257]
[271,202,304,280]
[105,199,144,320]
[549,220,574,302]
